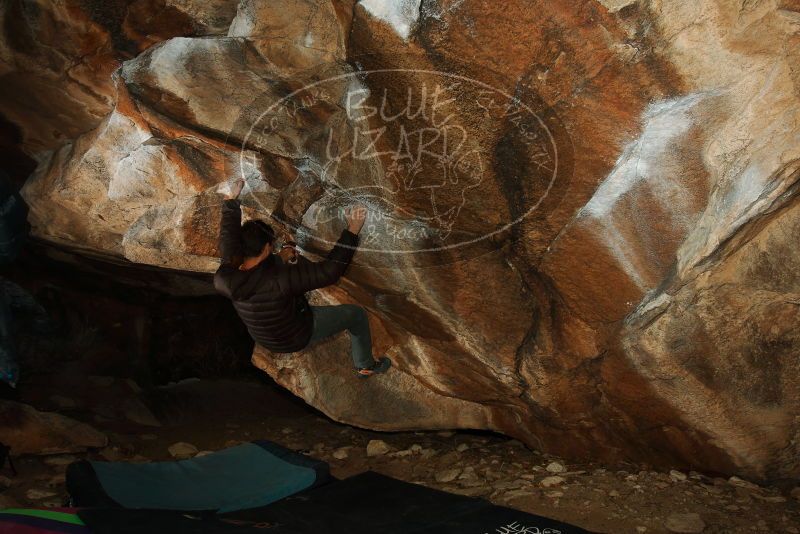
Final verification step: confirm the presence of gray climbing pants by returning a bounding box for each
[306,304,374,369]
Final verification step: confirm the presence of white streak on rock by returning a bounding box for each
[596,0,637,13]
[581,93,705,219]
[602,220,648,290]
[227,7,255,37]
[359,0,422,40]
[143,38,194,98]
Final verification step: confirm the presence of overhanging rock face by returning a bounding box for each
[7,0,800,480]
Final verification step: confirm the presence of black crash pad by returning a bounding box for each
[78,471,592,533]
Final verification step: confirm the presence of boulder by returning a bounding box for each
[122,398,161,427]
[0,0,118,154]
[228,0,347,74]
[21,75,276,271]
[7,0,800,482]
[123,0,239,51]
[0,401,107,455]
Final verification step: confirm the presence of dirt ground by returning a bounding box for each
[2,376,799,534]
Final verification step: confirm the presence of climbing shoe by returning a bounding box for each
[357,356,392,378]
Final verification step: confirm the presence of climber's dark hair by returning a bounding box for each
[241,220,275,258]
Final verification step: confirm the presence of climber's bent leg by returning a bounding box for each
[307,304,374,369]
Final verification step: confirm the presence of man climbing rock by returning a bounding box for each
[213,179,391,378]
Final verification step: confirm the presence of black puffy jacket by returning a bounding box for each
[213,199,359,353]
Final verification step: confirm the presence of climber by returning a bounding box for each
[213,179,392,378]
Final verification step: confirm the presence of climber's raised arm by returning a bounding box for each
[276,205,366,296]
[217,179,245,269]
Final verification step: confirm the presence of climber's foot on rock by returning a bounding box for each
[356,356,392,378]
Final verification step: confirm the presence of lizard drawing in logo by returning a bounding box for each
[313,82,488,245]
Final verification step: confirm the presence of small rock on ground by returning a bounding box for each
[168,442,198,459]
[546,461,565,473]
[500,489,532,501]
[333,447,350,460]
[43,455,76,466]
[366,440,391,457]
[669,470,687,482]
[100,447,124,461]
[435,468,461,483]
[540,476,565,488]
[751,493,786,503]
[728,476,760,491]
[419,448,437,459]
[448,486,490,497]
[26,488,57,500]
[665,512,705,533]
